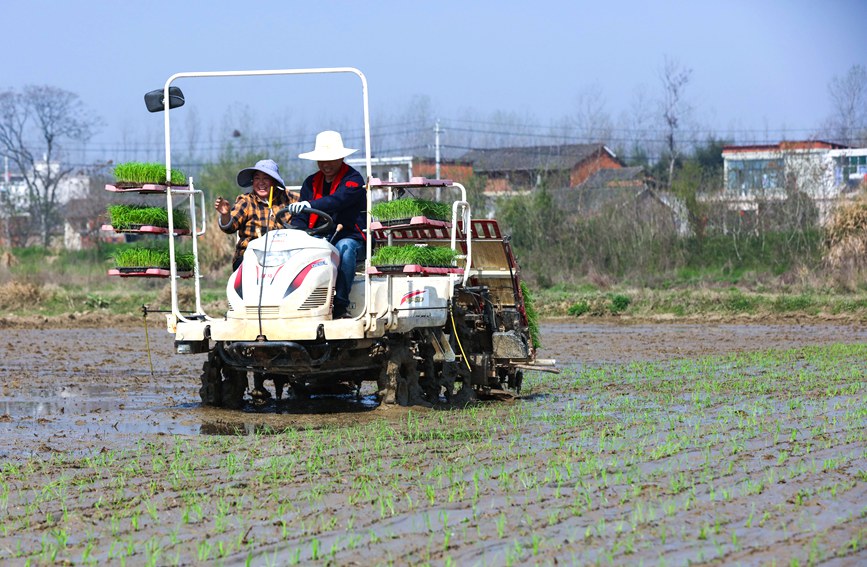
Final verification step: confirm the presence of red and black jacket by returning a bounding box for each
[290,163,367,243]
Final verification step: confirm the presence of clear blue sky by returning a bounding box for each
[3,0,866,162]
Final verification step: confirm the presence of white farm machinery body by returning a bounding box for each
[147,67,551,408]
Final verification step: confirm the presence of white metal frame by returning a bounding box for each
[157,68,373,326]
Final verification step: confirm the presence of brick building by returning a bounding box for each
[459,143,624,194]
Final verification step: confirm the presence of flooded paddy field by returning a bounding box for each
[1,319,865,565]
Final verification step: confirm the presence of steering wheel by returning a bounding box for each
[275,206,335,237]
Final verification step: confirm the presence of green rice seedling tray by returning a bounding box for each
[101,224,190,235]
[370,244,457,269]
[105,183,189,193]
[370,216,451,231]
[367,264,463,276]
[104,204,191,234]
[113,161,187,186]
[371,198,452,223]
[109,245,195,278]
[108,267,193,278]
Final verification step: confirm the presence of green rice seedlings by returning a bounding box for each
[371,198,452,222]
[111,245,195,271]
[371,245,457,267]
[113,162,187,186]
[107,204,191,230]
[520,280,540,349]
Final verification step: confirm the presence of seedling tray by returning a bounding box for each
[101,224,190,235]
[371,216,451,229]
[367,265,463,275]
[105,183,189,193]
[108,267,193,278]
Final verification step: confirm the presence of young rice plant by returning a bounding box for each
[371,198,452,222]
[113,162,187,186]
[111,245,195,271]
[371,245,457,267]
[107,205,191,230]
[521,280,541,349]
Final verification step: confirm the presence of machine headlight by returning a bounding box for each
[254,249,298,267]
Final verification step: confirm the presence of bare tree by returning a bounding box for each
[383,94,435,155]
[659,56,693,187]
[0,85,100,246]
[567,83,613,144]
[823,64,867,146]
[616,84,657,165]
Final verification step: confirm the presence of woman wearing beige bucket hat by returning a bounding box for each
[215,158,297,400]
[215,158,297,271]
[289,131,367,319]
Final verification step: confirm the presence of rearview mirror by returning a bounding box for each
[144,86,185,113]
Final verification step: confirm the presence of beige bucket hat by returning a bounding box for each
[237,158,285,188]
[298,130,357,161]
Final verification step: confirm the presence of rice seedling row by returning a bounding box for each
[0,335,864,564]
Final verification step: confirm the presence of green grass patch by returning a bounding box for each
[107,204,191,230]
[371,245,456,267]
[773,294,814,313]
[371,198,452,222]
[112,245,195,271]
[724,290,757,313]
[608,293,631,314]
[113,162,187,185]
[567,301,591,316]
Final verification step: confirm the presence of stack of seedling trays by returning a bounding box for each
[105,162,193,278]
[105,161,188,192]
[369,244,461,275]
[108,246,195,278]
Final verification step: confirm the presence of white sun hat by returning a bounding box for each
[298,130,358,161]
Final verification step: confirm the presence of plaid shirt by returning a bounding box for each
[220,190,297,266]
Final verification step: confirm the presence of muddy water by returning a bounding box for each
[3,320,864,443]
[1,319,865,564]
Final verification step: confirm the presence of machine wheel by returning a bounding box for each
[419,356,440,403]
[377,337,430,407]
[200,352,222,406]
[221,368,248,409]
[200,351,248,409]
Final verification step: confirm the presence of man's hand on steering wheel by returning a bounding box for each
[287,201,310,214]
[275,205,334,237]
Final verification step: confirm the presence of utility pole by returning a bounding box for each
[434,120,442,200]
[2,156,8,246]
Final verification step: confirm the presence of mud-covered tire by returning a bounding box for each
[200,354,223,406]
[221,368,248,409]
[378,338,430,407]
[200,352,248,409]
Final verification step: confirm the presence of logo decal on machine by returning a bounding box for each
[400,290,427,305]
[233,266,243,298]
[285,259,327,298]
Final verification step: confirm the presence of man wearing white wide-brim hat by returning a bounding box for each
[288,131,367,319]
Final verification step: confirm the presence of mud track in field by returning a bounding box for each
[1,318,865,564]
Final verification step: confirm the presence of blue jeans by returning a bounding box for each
[334,237,363,313]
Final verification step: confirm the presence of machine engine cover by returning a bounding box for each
[227,229,338,320]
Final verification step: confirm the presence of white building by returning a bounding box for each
[0,159,90,212]
[720,141,867,224]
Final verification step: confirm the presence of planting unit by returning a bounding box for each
[134,67,555,409]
